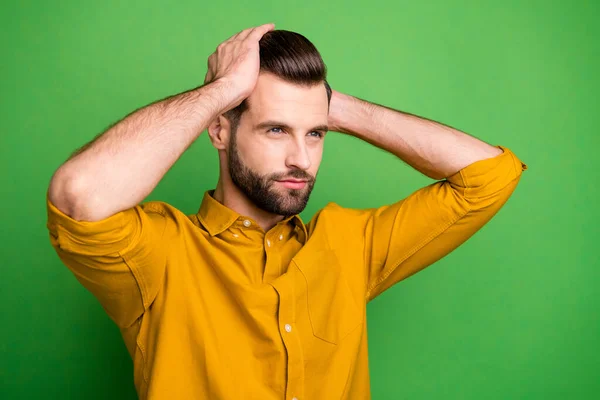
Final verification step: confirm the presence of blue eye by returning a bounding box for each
[268,127,323,138]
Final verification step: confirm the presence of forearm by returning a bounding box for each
[49,80,231,221]
[328,90,502,180]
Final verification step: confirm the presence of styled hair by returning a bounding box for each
[223,30,332,133]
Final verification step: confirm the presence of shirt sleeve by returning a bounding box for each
[46,193,169,328]
[365,145,528,302]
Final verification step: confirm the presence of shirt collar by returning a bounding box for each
[196,189,308,239]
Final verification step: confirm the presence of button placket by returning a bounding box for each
[270,276,305,400]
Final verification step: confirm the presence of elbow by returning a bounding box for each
[48,168,104,222]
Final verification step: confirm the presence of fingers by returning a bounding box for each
[207,22,274,81]
[245,23,275,41]
[225,23,275,45]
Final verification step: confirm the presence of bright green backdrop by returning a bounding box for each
[2,0,598,399]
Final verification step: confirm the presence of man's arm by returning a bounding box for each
[327,89,503,180]
[48,23,275,222]
[48,81,235,222]
[325,89,527,301]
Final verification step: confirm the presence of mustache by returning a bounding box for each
[270,169,314,182]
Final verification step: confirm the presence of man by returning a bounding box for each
[46,23,527,399]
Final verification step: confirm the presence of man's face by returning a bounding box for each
[227,72,329,217]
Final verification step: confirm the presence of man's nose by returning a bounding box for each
[285,140,311,171]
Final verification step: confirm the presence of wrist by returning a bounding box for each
[327,89,346,133]
[200,78,245,116]
[328,90,366,135]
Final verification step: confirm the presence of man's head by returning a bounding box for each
[209,30,331,217]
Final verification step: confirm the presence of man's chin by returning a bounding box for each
[273,189,310,206]
[264,192,307,215]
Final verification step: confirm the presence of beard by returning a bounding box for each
[228,134,316,217]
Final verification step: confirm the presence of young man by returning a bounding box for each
[46,23,527,399]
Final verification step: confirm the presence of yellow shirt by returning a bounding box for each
[46,145,527,399]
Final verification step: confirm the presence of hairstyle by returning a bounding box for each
[223,30,332,133]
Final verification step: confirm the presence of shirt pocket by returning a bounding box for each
[295,248,362,345]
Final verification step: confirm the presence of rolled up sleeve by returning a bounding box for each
[46,194,168,327]
[365,145,528,301]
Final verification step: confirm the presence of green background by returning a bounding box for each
[2,0,598,398]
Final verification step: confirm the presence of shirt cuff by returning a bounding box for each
[46,192,134,255]
[445,145,527,198]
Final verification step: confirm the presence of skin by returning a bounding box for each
[207,72,330,231]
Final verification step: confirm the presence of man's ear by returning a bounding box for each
[207,115,231,150]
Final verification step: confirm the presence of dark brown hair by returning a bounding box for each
[224,30,332,133]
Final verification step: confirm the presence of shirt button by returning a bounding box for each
[284,324,292,333]
[279,234,283,241]
[266,239,271,247]
[243,219,251,227]
[292,397,298,400]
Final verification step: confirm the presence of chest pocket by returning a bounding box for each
[295,248,362,345]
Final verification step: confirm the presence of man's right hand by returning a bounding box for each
[203,23,275,113]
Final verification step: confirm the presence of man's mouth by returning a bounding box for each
[276,179,308,189]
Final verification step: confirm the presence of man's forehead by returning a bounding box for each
[250,100,328,119]
[246,74,328,118]
[246,94,328,129]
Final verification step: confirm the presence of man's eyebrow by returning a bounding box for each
[254,120,329,132]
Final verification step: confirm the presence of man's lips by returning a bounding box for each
[276,179,309,189]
